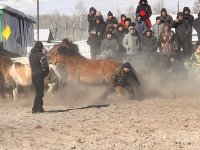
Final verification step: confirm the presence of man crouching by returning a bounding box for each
[100,62,140,100]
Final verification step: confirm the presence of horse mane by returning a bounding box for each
[57,38,84,58]
[0,48,20,58]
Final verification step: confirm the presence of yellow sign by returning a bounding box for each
[2,25,12,40]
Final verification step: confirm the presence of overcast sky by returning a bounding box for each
[0,0,196,16]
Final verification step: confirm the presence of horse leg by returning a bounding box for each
[13,87,18,102]
[47,83,55,98]
[12,82,19,102]
[115,86,123,96]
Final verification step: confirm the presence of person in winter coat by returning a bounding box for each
[87,28,102,59]
[123,26,140,54]
[136,0,152,28]
[101,30,119,56]
[96,11,106,26]
[94,16,106,40]
[160,8,173,25]
[171,12,192,58]
[183,7,194,50]
[193,12,200,41]
[88,7,96,33]
[119,14,126,27]
[133,13,148,39]
[183,7,194,25]
[152,16,164,41]
[141,29,159,53]
[100,62,140,100]
[124,18,132,34]
[188,41,200,80]
[29,41,49,114]
[159,23,176,57]
[114,24,126,52]
[106,11,118,27]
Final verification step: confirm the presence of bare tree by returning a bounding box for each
[193,0,200,13]
[152,0,165,14]
[126,6,135,20]
[73,0,88,40]
[116,6,122,20]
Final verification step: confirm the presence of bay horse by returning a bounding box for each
[47,38,120,85]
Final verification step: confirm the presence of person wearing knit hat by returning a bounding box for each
[106,11,118,27]
[107,11,113,17]
[183,7,194,25]
[87,14,105,58]
[152,16,164,41]
[119,14,126,27]
[171,12,192,58]
[100,62,140,100]
[160,8,173,25]
[193,12,200,41]
[88,7,97,33]
[29,41,49,114]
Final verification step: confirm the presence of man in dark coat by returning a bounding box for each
[141,29,159,53]
[106,11,118,27]
[171,12,192,58]
[100,62,140,100]
[114,24,126,52]
[87,28,102,59]
[29,41,49,114]
[193,12,200,41]
[88,7,96,33]
[160,8,173,25]
[98,30,121,60]
[183,7,194,25]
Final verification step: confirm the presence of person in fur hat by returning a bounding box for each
[171,12,192,58]
[140,29,159,53]
[160,8,173,25]
[100,30,119,56]
[183,7,194,25]
[88,7,97,33]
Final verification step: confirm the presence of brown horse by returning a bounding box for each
[47,39,120,85]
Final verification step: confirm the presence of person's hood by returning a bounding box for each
[89,7,96,14]
[161,8,167,14]
[183,7,190,13]
[139,0,148,5]
[31,41,43,53]
[121,14,126,19]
